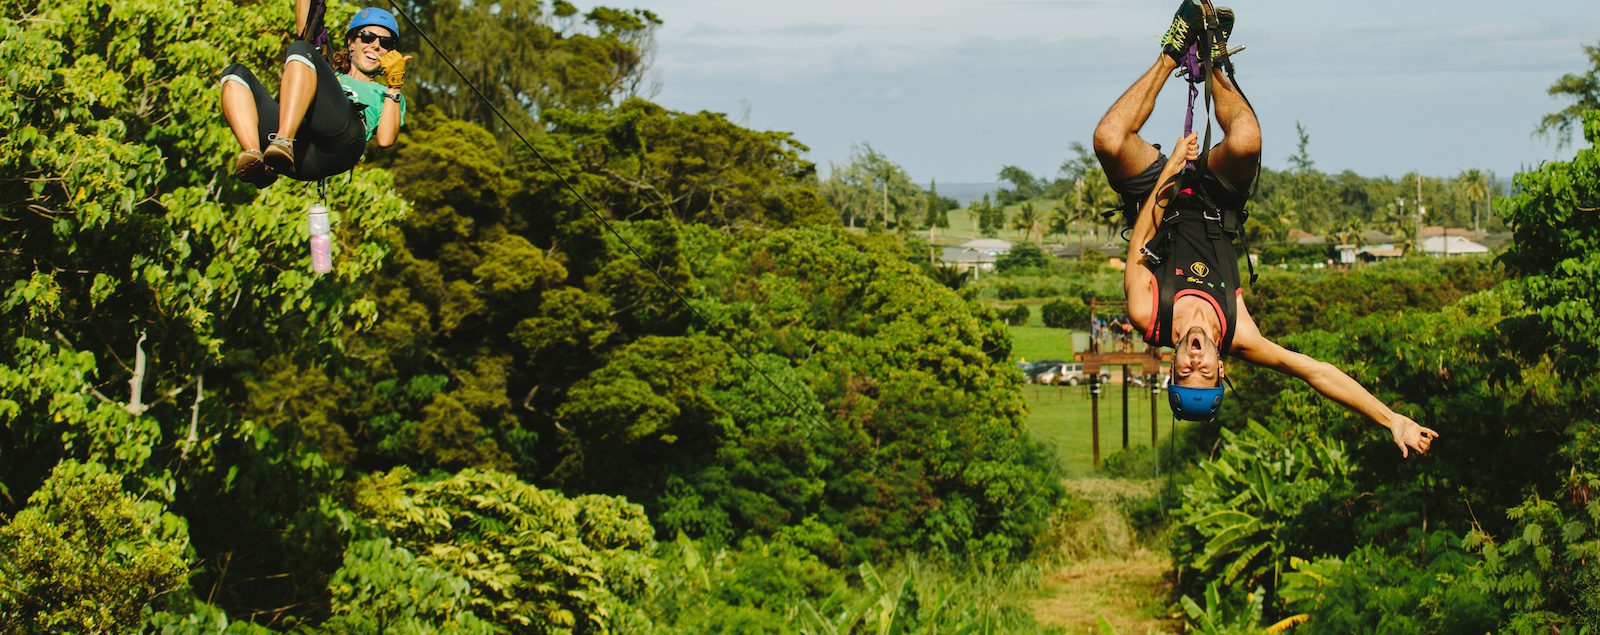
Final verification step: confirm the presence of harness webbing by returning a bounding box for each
[1169,4,1261,285]
[300,0,330,50]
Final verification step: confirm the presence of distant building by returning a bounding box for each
[1357,246,1405,262]
[1421,235,1490,257]
[1360,229,1401,246]
[940,238,1013,274]
[1288,229,1327,246]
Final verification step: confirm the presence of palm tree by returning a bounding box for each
[1459,169,1490,232]
[1012,201,1041,244]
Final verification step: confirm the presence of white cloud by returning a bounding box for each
[624,0,1600,181]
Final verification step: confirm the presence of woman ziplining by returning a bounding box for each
[1093,0,1440,457]
[219,0,413,188]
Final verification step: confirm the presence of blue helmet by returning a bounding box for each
[346,7,400,38]
[1169,383,1224,421]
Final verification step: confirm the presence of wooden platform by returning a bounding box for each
[1074,350,1169,375]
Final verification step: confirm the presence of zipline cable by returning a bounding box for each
[383,1,831,425]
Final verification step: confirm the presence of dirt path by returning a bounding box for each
[1032,549,1177,634]
[1031,479,1179,634]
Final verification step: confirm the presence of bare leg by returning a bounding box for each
[1204,68,1261,186]
[1092,55,1178,181]
[221,82,262,152]
[294,0,311,37]
[276,60,316,140]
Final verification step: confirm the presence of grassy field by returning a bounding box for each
[1009,325,1083,360]
[1021,383,1178,478]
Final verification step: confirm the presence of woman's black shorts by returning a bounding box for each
[220,40,365,181]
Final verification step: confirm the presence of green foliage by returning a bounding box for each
[686,227,1064,561]
[1534,41,1600,148]
[995,243,1049,274]
[923,180,957,229]
[1173,422,1356,604]
[995,166,1043,206]
[1245,256,1504,336]
[972,194,1005,237]
[1179,581,1267,635]
[981,260,1122,303]
[1281,531,1501,633]
[1,0,1071,629]
[651,533,1049,634]
[1040,297,1090,329]
[550,99,833,228]
[1467,481,1600,632]
[999,305,1031,326]
[324,538,497,633]
[351,467,657,633]
[1499,110,1600,379]
[0,460,189,632]
[404,0,661,137]
[822,143,925,230]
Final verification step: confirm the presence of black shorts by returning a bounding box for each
[220,41,365,181]
[1109,154,1253,229]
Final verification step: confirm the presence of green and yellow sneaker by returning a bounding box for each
[1207,7,1237,69]
[1160,0,1205,64]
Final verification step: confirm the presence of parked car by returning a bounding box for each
[1030,362,1111,386]
[1055,363,1112,386]
[1022,359,1067,384]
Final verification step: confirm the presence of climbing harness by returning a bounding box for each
[1115,0,1262,285]
[1167,0,1261,285]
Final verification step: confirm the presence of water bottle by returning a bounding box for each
[308,203,333,275]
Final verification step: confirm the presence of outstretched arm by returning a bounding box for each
[1125,132,1198,329]
[1231,302,1439,457]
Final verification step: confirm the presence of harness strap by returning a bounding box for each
[300,0,330,49]
[1174,3,1261,286]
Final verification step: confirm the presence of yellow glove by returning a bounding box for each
[379,51,412,89]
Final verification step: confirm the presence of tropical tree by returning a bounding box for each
[1011,201,1041,243]
[824,143,925,230]
[995,165,1043,206]
[402,0,662,137]
[1458,169,1491,232]
[1534,40,1600,149]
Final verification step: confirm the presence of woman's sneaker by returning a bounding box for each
[233,149,277,189]
[262,134,296,175]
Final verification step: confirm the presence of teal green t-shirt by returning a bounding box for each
[336,73,405,141]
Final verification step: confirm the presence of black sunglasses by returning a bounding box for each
[353,30,397,50]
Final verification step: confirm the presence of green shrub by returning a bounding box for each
[995,243,1049,273]
[1172,422,1356,605]
[1001,305,1031,326]
[1041,297,1090,328]
[0,461,189,633]
[1282,531,1501,634]
[350,467,657,632]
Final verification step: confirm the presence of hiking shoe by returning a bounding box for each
[1160,0,1205,63]
[262,134,296,175]
[1207,7,1237,69]
[233,149,277,189]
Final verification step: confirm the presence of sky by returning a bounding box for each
[621,0,1600,184]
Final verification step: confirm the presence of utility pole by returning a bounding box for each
[1415,174,1425,255]
[883,181,889,229]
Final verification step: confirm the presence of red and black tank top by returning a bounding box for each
[1141,209,1242,354]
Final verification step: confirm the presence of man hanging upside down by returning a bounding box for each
[1092,0,1439,457]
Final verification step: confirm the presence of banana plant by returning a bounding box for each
[1177,421,1353,606]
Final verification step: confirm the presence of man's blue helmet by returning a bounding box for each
[1169,383,1224,421]
[347,7,400,38]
